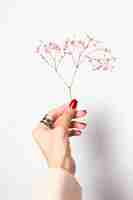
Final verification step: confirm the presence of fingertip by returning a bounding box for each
[76,109,88,118]
[69,130,82,137]
[69,99,78,110]
[82,109,87,114]
[76,131,82,135]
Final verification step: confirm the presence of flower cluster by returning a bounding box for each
[34,34,116,99]
[35,40,65,68]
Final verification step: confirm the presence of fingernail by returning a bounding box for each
[76,131,82,135]
[83,110,87,113]
[69,99,78,109]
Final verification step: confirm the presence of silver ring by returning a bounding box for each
[40,114,54,129]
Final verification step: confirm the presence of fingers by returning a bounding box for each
[47,104,67,121]
[68,128,82,137]
[55,99,78,133]
[70,121,87,129]
[47,100,87,137]
[68,121,87,137]
[47,103,87,122]
[55,107,76,132]
[75,110,87,118]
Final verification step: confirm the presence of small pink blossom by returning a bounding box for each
[35,33,116,99]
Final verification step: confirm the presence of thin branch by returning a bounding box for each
[56,55,65,70]
[70,48,86,87]
[37,34,115,100]
[56,70,69,88]
[40,54,53,68]
[68,86,72,100]
[49,52,70,88]
[70,64,79,87]
[71,52,75,66]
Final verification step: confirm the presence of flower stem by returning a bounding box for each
[68,86,72,100]
[70,64,79,87]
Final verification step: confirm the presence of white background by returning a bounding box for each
[0,0,133,199]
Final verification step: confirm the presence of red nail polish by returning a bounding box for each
[69,99,78,109]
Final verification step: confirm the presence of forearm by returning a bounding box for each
[32,168,82,200]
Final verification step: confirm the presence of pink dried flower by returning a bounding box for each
[35,33,116,99]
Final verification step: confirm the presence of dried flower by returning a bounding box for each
[35,33,116,100]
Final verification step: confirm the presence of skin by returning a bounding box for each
[32,103,87,175]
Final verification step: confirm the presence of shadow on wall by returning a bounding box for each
[82,103,133,200]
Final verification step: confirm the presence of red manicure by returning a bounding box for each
[69,99,78,109]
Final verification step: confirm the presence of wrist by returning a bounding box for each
[48,157,76,175]
[63,156,76,175]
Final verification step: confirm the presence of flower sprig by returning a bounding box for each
[34,33,116,100]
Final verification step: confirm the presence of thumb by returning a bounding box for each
[55,99,78,133]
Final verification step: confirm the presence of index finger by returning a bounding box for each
[48,104,87,121]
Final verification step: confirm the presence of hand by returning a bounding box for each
[32,99,87,175]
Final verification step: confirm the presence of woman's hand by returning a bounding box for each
[32,99,87,175]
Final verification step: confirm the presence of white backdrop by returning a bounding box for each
[0,0,133,200]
